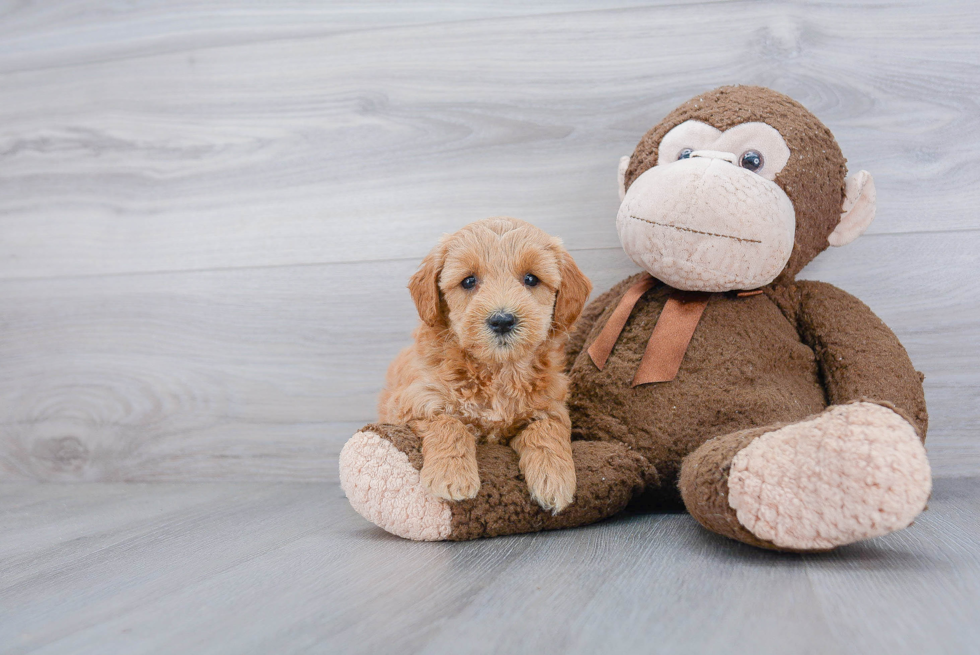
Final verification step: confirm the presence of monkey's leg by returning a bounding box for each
[340,423,656,541]
[678,402,931,552]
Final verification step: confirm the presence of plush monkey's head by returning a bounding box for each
[616,85,877,291]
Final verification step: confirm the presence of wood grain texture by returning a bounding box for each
[0,0,977,481]
[1,478,978,654]
[0,0,978,279]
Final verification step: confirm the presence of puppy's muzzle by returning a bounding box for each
[486,312,518,336]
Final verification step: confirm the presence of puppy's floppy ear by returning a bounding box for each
[408,240,448,328]
[551,241,592,333]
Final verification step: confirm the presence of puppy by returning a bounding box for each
[378,217,592,513]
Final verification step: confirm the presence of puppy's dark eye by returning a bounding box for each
[678,148,694,160]
[740,150,764,173]
[461,275,477,290]
[523,273,540,287]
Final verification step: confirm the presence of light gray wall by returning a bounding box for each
[1,0,977,481]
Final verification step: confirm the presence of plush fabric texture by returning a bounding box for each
[624,85,848,285]
[830,171,877,246]
[341,423,655,540]
[678,424,783,550]
[727,402,931,550]
[568,274,827,503]
[657,121,792,181]
[765,281,929,436]
[339,427,452,541]
[618,155,796,291]
[566,275,927,493]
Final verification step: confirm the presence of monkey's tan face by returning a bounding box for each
[617,120,796,292]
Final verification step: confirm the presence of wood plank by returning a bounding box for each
[1,0,978,279]
[802,477,980,654]
[0,231,975,481]
[0,0,670,73]
[1,478,977,654]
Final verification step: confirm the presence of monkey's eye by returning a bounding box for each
[523,273,540,287]
[739,150,764,173]
[677,148,694,160]
[461,275,477,290]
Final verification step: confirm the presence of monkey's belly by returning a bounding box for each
[567,293,826,488]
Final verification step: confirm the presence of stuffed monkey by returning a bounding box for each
[339,86,931,552]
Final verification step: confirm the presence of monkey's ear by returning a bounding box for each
[408,241,447,328]
[552,243,593,334]
[829,170,876,247]
[618,155,631,202]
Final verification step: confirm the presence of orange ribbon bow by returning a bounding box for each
[587,274,711,386]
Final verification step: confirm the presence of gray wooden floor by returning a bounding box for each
[2,478,979,654]
[1,1,979,653]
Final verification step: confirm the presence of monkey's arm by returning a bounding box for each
[789,280,928,437]
[565,273,648,370]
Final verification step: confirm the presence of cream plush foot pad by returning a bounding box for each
[339,430,453,541]
[728,402,931,550]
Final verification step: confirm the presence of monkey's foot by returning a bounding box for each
[728,402,931,550]
[339,425,453,541]
[339,423,653,541]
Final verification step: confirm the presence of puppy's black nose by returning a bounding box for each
[487,312,517,335]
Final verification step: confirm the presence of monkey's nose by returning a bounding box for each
[689,150,737,164]
[487,312,518,335]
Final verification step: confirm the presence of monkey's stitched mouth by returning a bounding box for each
[629,215,761,244]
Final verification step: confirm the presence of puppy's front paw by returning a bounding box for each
[420,455,480,501]
[521,450,576,514]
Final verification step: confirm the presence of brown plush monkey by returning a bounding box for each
[340,86,931,552]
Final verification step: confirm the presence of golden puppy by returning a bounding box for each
[378,217,592,513]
